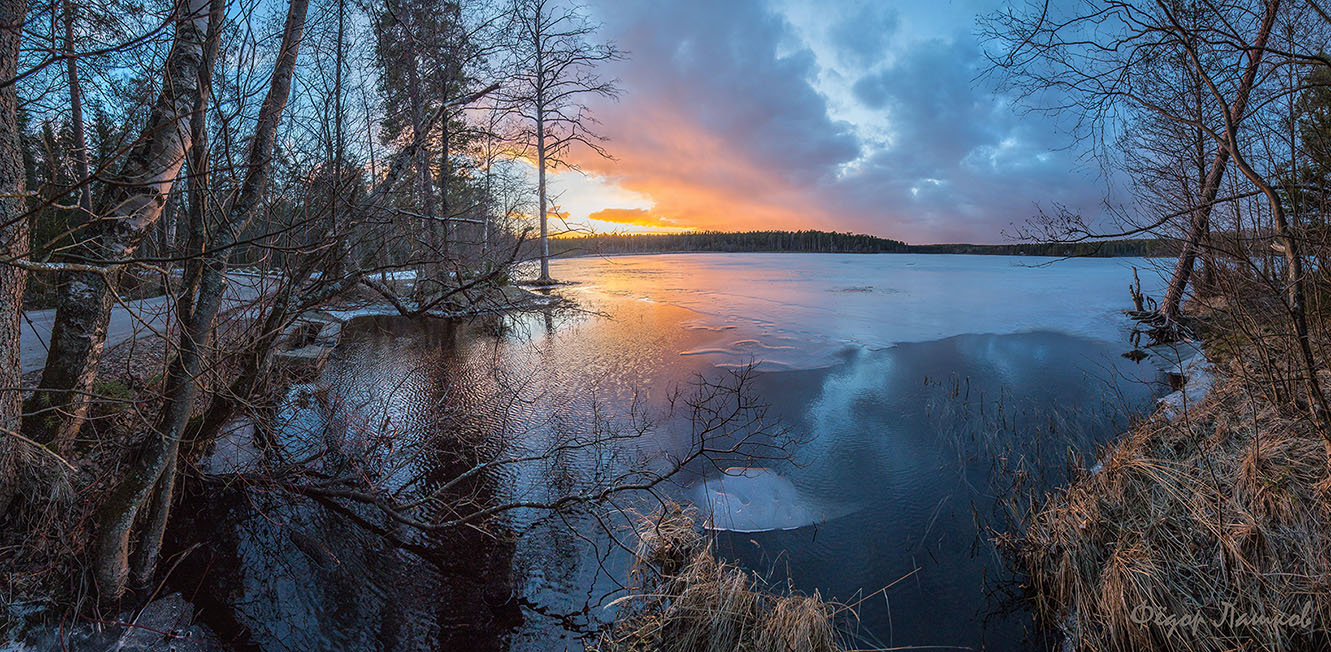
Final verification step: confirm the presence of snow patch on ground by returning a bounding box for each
[1087,343,1214,476]
[1157,352,1216,419]
[322,305,403,321]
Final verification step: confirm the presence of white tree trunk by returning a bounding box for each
[27,0,215,446]
[95,0,309,598]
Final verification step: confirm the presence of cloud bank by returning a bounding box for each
[560,0,1108,243]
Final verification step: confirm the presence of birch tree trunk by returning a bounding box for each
[532,0,550,281]
[131,0,219,587]
[439,105,450,259]
[96,0,309,597]
[508,0,619,281]
[25,0,214,447]
[0,0,30,515]
[1159,147,1233,318]
[65,0,91,216]
[405,51,440,286]
[175,2,223,325]
[537,106,549,281]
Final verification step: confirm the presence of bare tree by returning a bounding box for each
[90,0,314,600]
[1156,0,1278,321]
[63,0,91,217]
[503,0,620,281]
[986,0,1280,325]
[986,0,1331,446]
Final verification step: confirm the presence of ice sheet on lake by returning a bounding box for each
[692,467,827,532]
[552,253,1167,370]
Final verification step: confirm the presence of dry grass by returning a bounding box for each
[594,502,849,652]
[1008,356,1331,651]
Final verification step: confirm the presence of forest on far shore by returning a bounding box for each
[549,230,1171,258]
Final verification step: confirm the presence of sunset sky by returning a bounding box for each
[547,0,1110,244]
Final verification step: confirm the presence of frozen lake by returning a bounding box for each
[553,252,1167,369]
[169,253,1170,651]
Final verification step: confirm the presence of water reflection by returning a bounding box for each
[167,318,526,651]
[168,254,1164,652]
[706,332,1158,651]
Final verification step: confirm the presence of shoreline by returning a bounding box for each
[2,279,556,650]
[550,249,1174,261]
[1016,332,1331,651]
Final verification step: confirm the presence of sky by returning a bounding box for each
[541,0,1112,245]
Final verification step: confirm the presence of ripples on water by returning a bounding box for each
[170,253,1169,651]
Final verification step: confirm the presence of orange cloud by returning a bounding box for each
[587,207,677,227]
[565,106,834,233]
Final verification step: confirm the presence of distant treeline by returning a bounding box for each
[906,239,1172,257]
[549,231,1171,258]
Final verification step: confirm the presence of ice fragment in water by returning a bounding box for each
[692,467,822,532]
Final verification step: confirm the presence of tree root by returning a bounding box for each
[1127,308,1195,346]
[1126,266,1194,346]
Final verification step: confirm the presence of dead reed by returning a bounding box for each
[1007,357,1331,651]
[594,502,850,652]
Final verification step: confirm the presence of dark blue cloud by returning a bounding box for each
[827,2,899,67]
[831,31,1103,241]
[608,0,861,181]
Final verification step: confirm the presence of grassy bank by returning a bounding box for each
[595,503,851,652]
[1009,347,1331,650]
